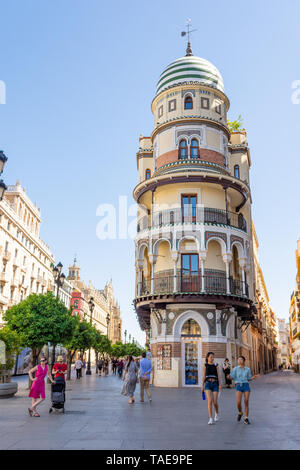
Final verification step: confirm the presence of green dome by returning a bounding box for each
[156,55,224,96]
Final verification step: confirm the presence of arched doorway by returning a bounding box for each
[181,319,201,387]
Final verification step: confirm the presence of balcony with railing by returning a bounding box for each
[137,207,247,233]
[137,271,249,298]
[2,250,11,261]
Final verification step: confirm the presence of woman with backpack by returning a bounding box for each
[202,351,222,425]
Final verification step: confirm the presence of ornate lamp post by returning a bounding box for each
[129,333,131,343]
[106,313,110,339]
[51,262,66,376]
[124,329,127,344]
[118,322,121,341]
[0,151,8,201]
[86,296,95,376]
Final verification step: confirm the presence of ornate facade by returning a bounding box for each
[133,45,258,387]
[289,239,300,371]
[0,181,55,326]
[253,226,278,373]
[68,260,122,343]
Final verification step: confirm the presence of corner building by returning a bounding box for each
[133,46,257,387]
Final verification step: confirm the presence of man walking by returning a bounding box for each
[139,352,152,403]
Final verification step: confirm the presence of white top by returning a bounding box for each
[75,359,83,369]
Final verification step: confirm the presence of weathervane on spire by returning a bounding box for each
[181,18,197,56]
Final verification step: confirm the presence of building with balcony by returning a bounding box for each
[277,318,290,368]
[289,239,300,371]
[67,259,122,343]
[133,44,260,387]
[253,226,278,373]
[0,181,55,325]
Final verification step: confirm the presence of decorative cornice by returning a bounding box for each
[133,172,249,209]
[151,82,230,112]
[152,116,230,141]
[153,159,229,177]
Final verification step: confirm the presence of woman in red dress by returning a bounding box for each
[28,357,55,417]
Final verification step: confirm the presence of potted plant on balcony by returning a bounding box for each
[0,326,20,398]
[227,115,245,133]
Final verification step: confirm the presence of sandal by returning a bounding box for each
[28,408,33,417]
[33,412,40,417]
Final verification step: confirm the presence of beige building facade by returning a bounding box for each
[0,181,55,325]
[252,226,278,373]
[68,261,122,343]
[277,318,290,368]
[133,46,259,387]
[289,239,300,371]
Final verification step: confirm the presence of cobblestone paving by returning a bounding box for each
[0,370,299,450]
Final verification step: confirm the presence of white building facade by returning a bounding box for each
[0,181,55,325]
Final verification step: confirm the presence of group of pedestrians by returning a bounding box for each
[27,350,258,423]
[97,358,109,376]
[202,352,258,425]
[121,352,152,404]
[28,355,68,417]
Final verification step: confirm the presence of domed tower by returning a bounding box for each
[133,43,256,387]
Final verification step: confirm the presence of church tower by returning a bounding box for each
[133,39,257,387]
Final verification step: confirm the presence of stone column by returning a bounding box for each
[239,257,247,295]
[135,259,144,296]
[171,251,178,292]
[148,254,157,294]
[222,254,232,295]
[199,251,207,293]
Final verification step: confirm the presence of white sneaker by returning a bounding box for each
[208,418,214,425]
[214,414,219,422]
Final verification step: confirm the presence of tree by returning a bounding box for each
[110,341,126,359]
[4,292,75,385]
[227,114,245,132]
[63,317,96,380]
[0,326,21,376]
[124,342,144,357]
[94,332,111,359]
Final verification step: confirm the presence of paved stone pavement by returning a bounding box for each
[0,370,300,450]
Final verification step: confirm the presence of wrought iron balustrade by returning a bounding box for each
[138,272,248,297]
[137,207,247,232]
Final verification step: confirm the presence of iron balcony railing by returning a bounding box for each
[137,207,247,233]
[138,274,248,297]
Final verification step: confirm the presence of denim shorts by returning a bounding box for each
[204,381,219,392]
[235,383,250,393]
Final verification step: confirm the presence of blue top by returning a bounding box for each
[231,366,252,384]
[140,358,152,380]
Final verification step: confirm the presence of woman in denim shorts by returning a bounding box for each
[228,355,258,425]
[201,352,222,425]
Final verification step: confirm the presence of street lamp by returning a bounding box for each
[0,151,8,201]
[86,296,95,376]
[0,151,8,174]
[106,313,110,339]
[51,262,66,376]
[124,329,127,344]
[129,333,131,343]
[118,322,121,341]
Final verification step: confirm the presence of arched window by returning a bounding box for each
[178,139,187,159]
[181,319,201,336]
[184,95,193,109]
[234,165,240,178]
[145,169,151,180]
[190,139,199,158]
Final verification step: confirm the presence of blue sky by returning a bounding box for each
[0,0,299,343]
